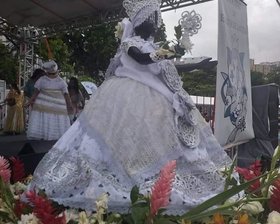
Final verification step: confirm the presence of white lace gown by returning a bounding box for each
[27,76,71,140]
[29,36,232,214]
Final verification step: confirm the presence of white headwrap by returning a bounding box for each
[43,60,58,74]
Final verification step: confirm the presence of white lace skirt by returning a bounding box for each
[29,76,232,214]
[27,90,71,140]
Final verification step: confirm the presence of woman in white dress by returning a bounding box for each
[26,60,72,140]
[28,0,232,214]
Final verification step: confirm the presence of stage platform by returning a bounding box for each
[0,132,56,174]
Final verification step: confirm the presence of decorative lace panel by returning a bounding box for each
[132,6,162,29]
[158,60,200,147]
[177,89,197,126]
[123,0,162,28]
[31,149,92,198]
[158,60,182,92]
[105,53,121,79]
[177,116,200,148]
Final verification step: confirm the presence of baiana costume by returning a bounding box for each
[28,0,232,214]
[27,61,70,140]
[4,87,25,134]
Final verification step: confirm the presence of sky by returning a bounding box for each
[162,0,280,64]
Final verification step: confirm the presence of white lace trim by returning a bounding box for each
[158,60,200,147]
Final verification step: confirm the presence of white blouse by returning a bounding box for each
[115,36,174,102]
[35,75,68,94]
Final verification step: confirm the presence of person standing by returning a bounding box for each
[24,68,46,99]
[3,83,24,134]
[24,68,46,128]
[67,77,85,124]
[26,60,72,140]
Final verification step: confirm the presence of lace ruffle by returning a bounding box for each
[158,60,200,147]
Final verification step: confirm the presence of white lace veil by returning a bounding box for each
[122,0,162,36]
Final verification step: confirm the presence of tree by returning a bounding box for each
[62,23,118,85]
[181,69,217,96]
[0,41,17,84]
[266,67,280,86]
[154,23,167,43]
[36,37,73,73]
[251,71,266,86]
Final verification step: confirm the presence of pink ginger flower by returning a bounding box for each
[0,156,11,183]
[10,156,25,183]
[25,190,66,224]
[236,160,262,193]
[150,160,177,217]
[269,178,280,213]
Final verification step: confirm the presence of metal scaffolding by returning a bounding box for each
[18,42,34,88]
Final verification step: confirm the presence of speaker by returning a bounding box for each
[18,152,46,175]
[18,142,35,155]
[16,141,55,175]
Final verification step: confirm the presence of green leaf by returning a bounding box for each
[154,216,178,224]
[224,156,237,191]
[130,185,140,204]
[106,212,123,223]
[0,210,17,223]
[122,214,134,224]
[174,25,182,40]
[182,171,272,220]
[131,204,149,224]
[0,177,15,208]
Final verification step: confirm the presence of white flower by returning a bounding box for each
[65,209,79,222]
[18,213,39,224]
[180,33,193,54]
[156,48,175,58]
[267,211,280,224]
[238,201,264,215]
[10,182,27,195]
[114,22,123,40]
[96,193,109,211]
[169,45,176,52]
[272,145,280,160]
[79,211,89,224]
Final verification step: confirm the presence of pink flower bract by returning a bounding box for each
[150,160,176,217]
[25,190,66,224]
[10,156,25,183]
[269,178,280,213]
[0,156,11,183]
[236,160,262,193]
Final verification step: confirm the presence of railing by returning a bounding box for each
[190,95,215,130]
[0,101,6,130]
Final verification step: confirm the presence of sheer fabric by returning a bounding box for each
[29,37,232,214]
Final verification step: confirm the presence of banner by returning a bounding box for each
[214,0,254,148]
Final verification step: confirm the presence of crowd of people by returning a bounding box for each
[2,61,85,140]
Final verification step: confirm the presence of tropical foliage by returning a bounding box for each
[0,41,17,84]
[1,146,280,224]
